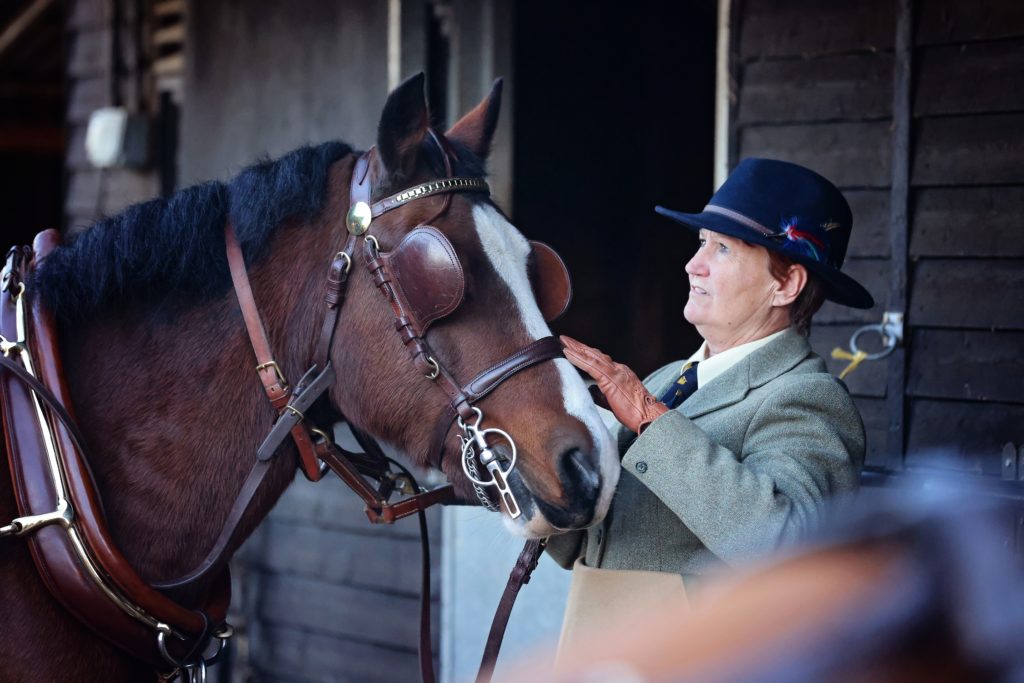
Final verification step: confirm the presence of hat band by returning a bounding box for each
[704,205,774,236]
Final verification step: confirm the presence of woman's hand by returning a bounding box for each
[560,335,669,434]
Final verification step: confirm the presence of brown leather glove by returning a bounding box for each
[561,335,669,434]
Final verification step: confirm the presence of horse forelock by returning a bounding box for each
[33,141,354,323]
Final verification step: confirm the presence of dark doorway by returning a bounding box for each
[513,1,717,376]
[0,1,66,247]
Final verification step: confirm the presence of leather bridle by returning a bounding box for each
[0,130,564,683]
[163,130,567,680]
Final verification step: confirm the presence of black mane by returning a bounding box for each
[35,141,354,322]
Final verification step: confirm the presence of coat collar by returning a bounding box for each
[668,328,811,419]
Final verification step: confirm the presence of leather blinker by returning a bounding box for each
[381,226,465,336]
[528,241,572,322]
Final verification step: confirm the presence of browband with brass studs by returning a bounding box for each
[373,177,490,216]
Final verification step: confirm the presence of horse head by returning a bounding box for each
[328,74,619,537]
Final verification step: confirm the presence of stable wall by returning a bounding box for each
[730,0,1024,482]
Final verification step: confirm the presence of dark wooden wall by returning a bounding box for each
[731,0,1024,477]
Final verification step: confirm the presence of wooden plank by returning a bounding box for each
[906,399,1024,476]
[808,324,888,398]
[68,76,144,124]
[915,40,1024,116]
[910,259,1024,329]
[152,53,185,77]
[64,168,159,220]
[249,518,440,594]
[912,114,1024,186]
[65,123,88,170]
[254,624,423,683]
[855,397,889,469]
[885,0,912,468]
[846,190,890,258]
[258,573,436,650]
[907,329,1024,404]
[738,52,892,124]
[153,0,186,18]
[916,0,1024,46]
[739,121,891,188]
[911,186,1024,257]
[67,76,106,123]
[67,27,110,79]
[740,0,894,59]
[68,0,109,31]
[268,477,442,540]
[814,258,889,325]
[153,24,185,46]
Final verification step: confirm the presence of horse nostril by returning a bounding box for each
[561,448,599,497]
[533,446,602,530]
[555,447,600,525]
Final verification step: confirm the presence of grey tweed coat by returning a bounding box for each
[547,328,865,584]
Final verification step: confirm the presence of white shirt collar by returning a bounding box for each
[685,328,788,389]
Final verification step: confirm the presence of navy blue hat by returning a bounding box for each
[655,158,874,309]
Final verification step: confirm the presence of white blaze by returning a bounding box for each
[471,203,619,535]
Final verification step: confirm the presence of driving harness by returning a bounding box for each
[0,129,571,682]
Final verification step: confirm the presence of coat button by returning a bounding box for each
[635,461,648,474]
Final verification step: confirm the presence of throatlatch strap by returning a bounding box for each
[224,222,289,408]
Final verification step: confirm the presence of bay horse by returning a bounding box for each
[0,74,618,682]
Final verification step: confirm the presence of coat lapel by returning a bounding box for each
[680,329,811,420]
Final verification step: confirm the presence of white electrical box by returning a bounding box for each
[84,106,150,169]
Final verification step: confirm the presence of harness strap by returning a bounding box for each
[225,221,324,482]
[157,225,339,591]
[1,234,231,669]
[224,226,289,409]
[151,458,273,591]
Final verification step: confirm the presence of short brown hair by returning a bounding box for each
[767,250,827,336]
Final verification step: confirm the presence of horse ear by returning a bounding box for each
[446,78,503,160]
[377,72,430,181]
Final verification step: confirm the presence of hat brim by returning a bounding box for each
[655,205,875,310]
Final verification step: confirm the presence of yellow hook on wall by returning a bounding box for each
[830,312,904,381]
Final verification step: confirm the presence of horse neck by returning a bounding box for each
[62,163,353,604]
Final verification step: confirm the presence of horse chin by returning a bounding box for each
[504,511,562,540]
[499,462,619,540]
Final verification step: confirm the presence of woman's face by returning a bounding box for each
[684,229,788,352]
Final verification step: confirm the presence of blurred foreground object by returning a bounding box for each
[497,482,1024,683]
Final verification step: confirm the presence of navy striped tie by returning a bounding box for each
[659,362,699,409]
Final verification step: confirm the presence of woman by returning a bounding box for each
[548,158,874,645]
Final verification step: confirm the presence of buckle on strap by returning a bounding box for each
[256,363,336,462]
[255,359,288,391]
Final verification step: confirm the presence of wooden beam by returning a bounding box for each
[152,0,186,18]
[153,23,185,46]
[0,0,57,61]
[713,0,732,189]
[885,0,912,471]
